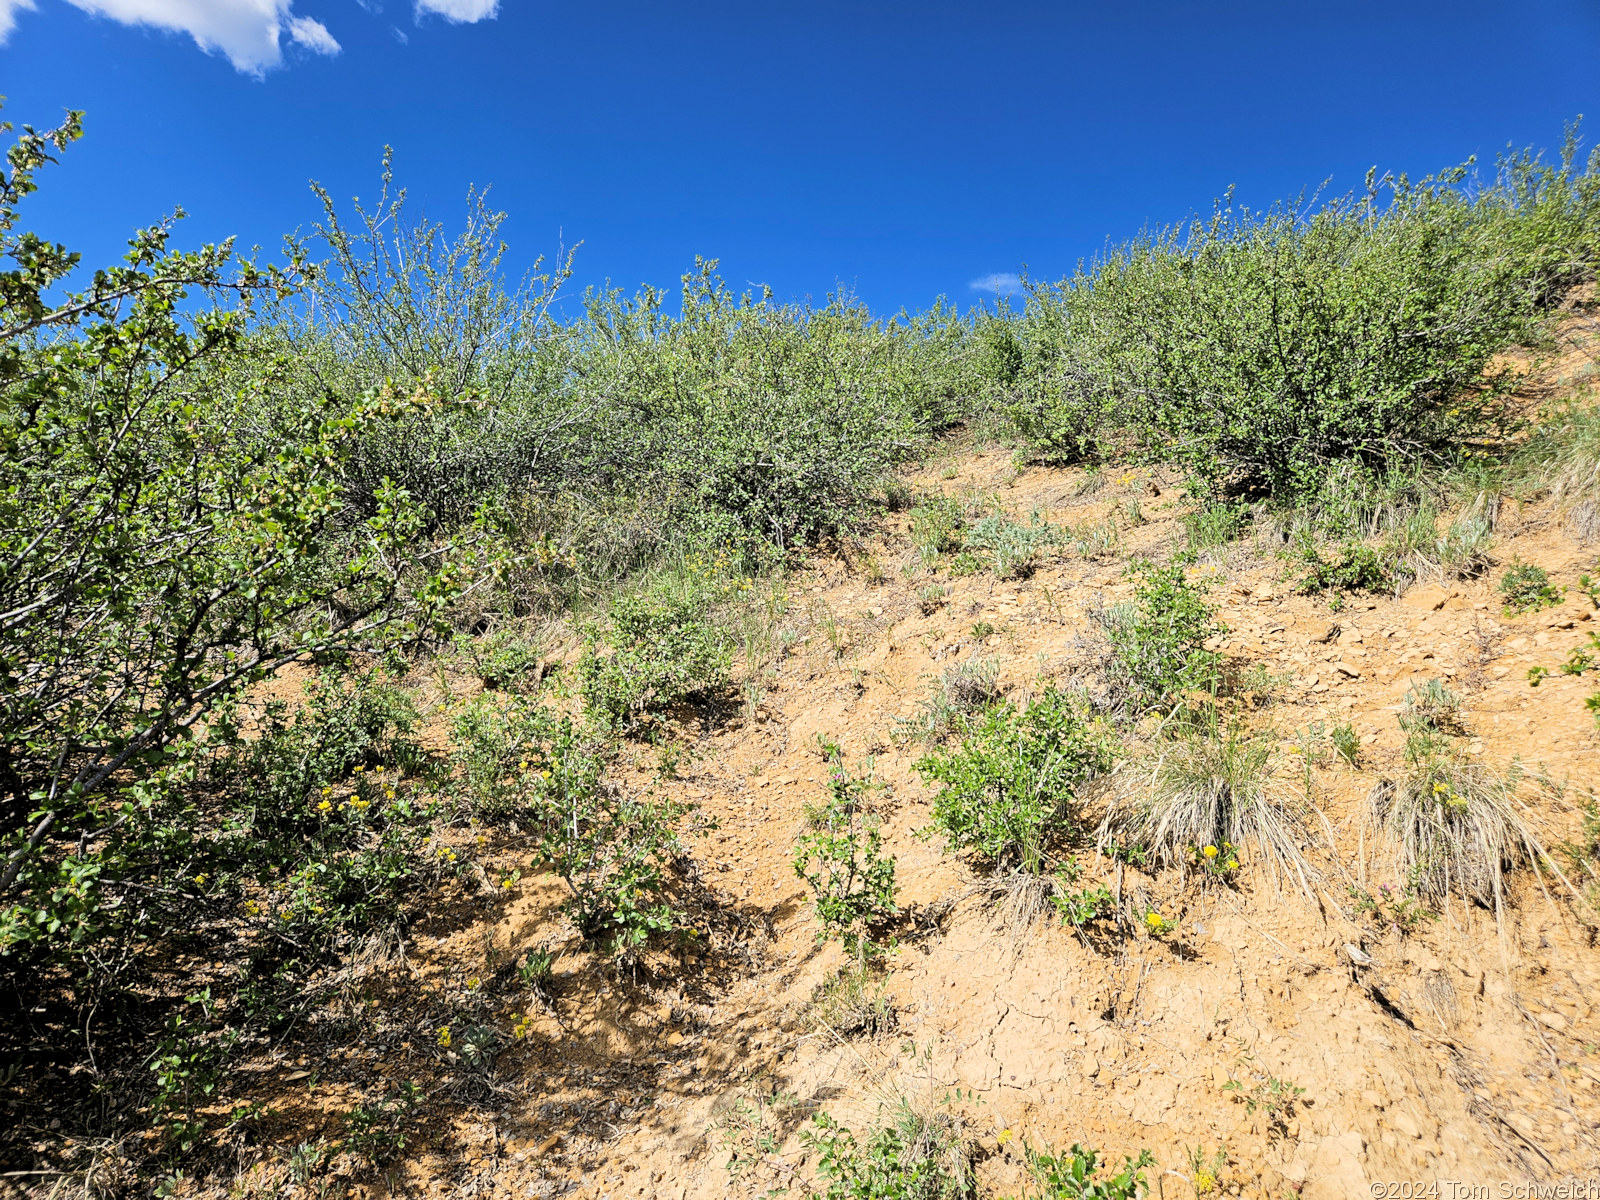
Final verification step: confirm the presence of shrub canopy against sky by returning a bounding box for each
[1,2,1598,312]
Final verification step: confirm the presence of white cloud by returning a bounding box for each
[414,0,496,23]
[0,0,37,43]
[61,0,340,74]
[969,272,1023,297]
[287,12,337,53]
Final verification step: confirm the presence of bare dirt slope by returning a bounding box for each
[354,436,1600,1200]
[205,341,1600,1200]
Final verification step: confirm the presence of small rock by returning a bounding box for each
[665,1031,685,1047]
[1403,586,1452,611]
[1082,1054,1101,1078]
[1334,662,1360,678]
[1392,1110,1422,1139]
[1533,1010,1569,1031]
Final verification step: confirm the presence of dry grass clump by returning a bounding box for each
[1367,759,1547,913]
[1097,723,1313,895]
[1372,677,1559,916]
[806,963,897,1039]
[894,656,1001,745]
[1517,400,1600,540]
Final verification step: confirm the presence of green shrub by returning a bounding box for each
[1101,558,1226,713]
[1010,127,1600,501]
[1294,541,1393,597]
[1011,1141,1156,1200]
[793,747,898,955]
[451,695,687,956]
[910,493,966,562]
[802,1102,973,1200]
[454,627,545,691]
[1499,561,1563,614]
[915,687,1110,873]
[579,588,732,726]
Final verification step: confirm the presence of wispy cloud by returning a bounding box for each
[53,0,339,74]
[414,0,496,22]
[286,11,337,54]
[0,0,37,43]
[969,272,1023,298]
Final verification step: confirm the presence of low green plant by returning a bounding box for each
[340,1081,423,1167]
[961,512,1067,579]
[1048,858,1114,932]
[719,1088,806,1185]
[911,494,966,562]
[1500,561,1563,615]
[455,626,545,691]
[802,1101,973,1200]
[1399,677,1465,736]
[1100,557,1226,714]
[918,584,949,615]
[1557,797,1600,916]
[794,748,898,955]
[1331,722,1361,766]
[1011,1141,1156,1200]
[1073,519,1120,560]
[970,620,995,639]
[1294,540,1392,597]
[916,687,1110,874]
[1185,503,1249,552]
[1528,631,1600,732]
[579,588,732,726]
[147,991,229,1155]
[1221,1071,1304,1137]
[894,657,1001,746]
[452,696,691,957]
[1348,880,1435,934]
[1186,1146,1229,1197]
[1189,840,1241,883]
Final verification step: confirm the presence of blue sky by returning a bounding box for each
[3,1,1599,316]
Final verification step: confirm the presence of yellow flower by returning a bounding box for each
[466,977,480,990]
[317,799,332,812]
[540,770,551,780]
[1225,859,1238,871]
[1203,845,1218,859]
[193,874,207,886]
[1145,911,1164,931]
[997,1128,1013,1145]
[436,1026,452,1047]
